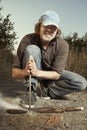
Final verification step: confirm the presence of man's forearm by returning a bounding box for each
[36,70,60,80]
[12,68,29,79]
[12,68,60,80]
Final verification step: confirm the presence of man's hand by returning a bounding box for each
[12,55,38,79]
[28,55,38,77]
[24,61,31,75]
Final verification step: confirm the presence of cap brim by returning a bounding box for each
[42,19,59,28]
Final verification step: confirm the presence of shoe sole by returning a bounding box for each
[42,97,51,100]
[20,103,35,109]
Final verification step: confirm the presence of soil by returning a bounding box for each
[0,79,87,130]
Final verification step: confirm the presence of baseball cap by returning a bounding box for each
[40,10,60,28]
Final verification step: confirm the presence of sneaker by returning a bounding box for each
[42,96,51,100]
[20,91,37,109]
[41,86,50,100]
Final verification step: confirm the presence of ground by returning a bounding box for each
[0,79,87,130]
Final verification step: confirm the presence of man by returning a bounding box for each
[12,10,87,108]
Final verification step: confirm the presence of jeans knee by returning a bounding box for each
[78,78,87,91]
[23,45,42,69]
[26,45,41,55]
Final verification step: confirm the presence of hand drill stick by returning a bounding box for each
[28,55,33,110]
[29,74,31,110]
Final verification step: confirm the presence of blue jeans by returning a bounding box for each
[23,45,87,98]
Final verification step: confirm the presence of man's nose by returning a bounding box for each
[46,28,52,33]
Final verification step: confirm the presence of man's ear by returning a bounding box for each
[35,21,41,34]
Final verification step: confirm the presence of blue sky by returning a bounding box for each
[1,0,87,49]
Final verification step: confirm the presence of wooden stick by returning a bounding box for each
[31,106,84,113]
[28,55,33,110]
[6,106,84,114]
[29,74,31,110]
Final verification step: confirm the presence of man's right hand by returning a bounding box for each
[24,61,31,75]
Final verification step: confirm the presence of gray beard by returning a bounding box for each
[41,34,55,42]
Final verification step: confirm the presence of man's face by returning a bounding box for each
[40,24,57,42]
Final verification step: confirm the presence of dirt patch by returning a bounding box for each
[0,80,87,130]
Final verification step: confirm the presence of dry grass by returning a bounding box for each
[66,48,87,78]
[0,48,87,80]
[0,49,13,80]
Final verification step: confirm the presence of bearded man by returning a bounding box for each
[12,10,87,108]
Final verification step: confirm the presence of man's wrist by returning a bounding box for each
[23,69,30,77]
[35,69,40,77]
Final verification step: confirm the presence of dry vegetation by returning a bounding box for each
[0,46,87,81]
[66,48,87,79]
[0,48,13,80]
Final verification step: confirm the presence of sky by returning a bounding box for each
[1,0,87,50]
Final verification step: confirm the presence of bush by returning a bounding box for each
[0,48,14,80]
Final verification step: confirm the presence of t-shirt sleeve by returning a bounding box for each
[51,41,69,74]
[12,35,30,68]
